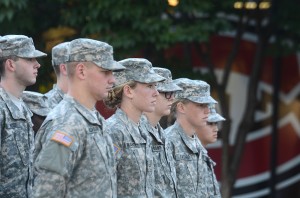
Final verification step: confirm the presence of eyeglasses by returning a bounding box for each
[160,92,175,100]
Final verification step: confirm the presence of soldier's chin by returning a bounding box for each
[26,79,36,87]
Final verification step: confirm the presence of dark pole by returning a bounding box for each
[269,37,281,198]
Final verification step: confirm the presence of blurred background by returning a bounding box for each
[1,0,299,197]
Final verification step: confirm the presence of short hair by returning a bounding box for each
[66,62,78,77]
[0,56,19,77]
[104,81,137,109]
[52,64,61,76]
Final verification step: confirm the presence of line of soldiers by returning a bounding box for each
[0,35,225,198]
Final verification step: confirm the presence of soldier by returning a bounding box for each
[164,78,217,198]
[22,42,70,133]
[196,104,225,197]
[0,35,47,197]
[33,38,125,197]
[140,67,182,197]
[104,58,165,197]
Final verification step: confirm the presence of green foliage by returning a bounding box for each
[0,0,299,91]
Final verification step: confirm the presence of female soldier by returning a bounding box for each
[141,67,182,197]
[196,104,225,197]
[165,78,217,198]
[105,58,164,197]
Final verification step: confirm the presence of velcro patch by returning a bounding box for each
[51,130,73,147]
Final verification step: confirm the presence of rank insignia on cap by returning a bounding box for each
[51,130,74,147]
[113,144,122,155]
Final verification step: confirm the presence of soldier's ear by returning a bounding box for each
[5,58,16,72]
[176,102,185,114]
[76,63,86,79]
[123,84,134,100]
[60,64,68,76]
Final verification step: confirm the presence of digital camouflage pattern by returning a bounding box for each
[196,138,221,197]
[207,104,226,123]
[0,88,34,198]
[68,38,125,71]
[51,42,70,66]
[22,85,65,116]
[106,108,154,197]
[22,85,65,133]
[114,58,165,86]
[0,35,46,58]
[173,78,217,104]
[33,95,116,198]
[153,67,182,93]
[140,115,178,198]
[165,121,206,198]
[44,84,65,109]
[0,36,7,43]
[22,91,50,117]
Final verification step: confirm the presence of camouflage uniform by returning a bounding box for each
[0,88,34,198]
[108,58,165,197]
[140,115,178,198]
[196,104,225,197]
[165,122,205,198]
[44,84,65,109]
[33,38,125,198]
[34,95,116,197]
[107,109,153,198]
[22,42,69,132]
[0,35,46,198]
[140,67,182,198]
[22,84,64,116]
[197,139,221,198]
[165,78,217,198]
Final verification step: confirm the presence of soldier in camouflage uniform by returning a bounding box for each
[104,58,165,197]
[196,104,225,197]
[33,38,125,198]
[0,35,47,198]
[22,42,70,133]
[164,78,217,198]
[140,67,182,197]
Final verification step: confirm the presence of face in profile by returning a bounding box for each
[130,82,159,113]
[197,122,219,147]
[154,91,175,117]
[86,63,115,101]
[184,102,210,128]
[14,58,41,86]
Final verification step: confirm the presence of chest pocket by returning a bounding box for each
[175,153,199,191]
[87,126,110,175]
[119,142,147,182]
[1,122,31,179]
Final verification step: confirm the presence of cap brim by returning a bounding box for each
[94,60,126,71]
[0,38,7,43]
[208,113,226,122]
[188,95,218,104]
[135,73,165,84]
[19,50,47,58]
[157,82,182,92]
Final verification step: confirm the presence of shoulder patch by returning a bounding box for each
[51,130,74,147]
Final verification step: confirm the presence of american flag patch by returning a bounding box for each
[51,131,73,147]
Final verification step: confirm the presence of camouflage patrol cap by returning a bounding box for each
[114,58,165,86]
[0,35,46,58]
[207,104,225,123]
[51,42,70,66]
[67,38,125,71]
[0,36,6,43]
[173,78,217,104]
[153,67,182,92]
